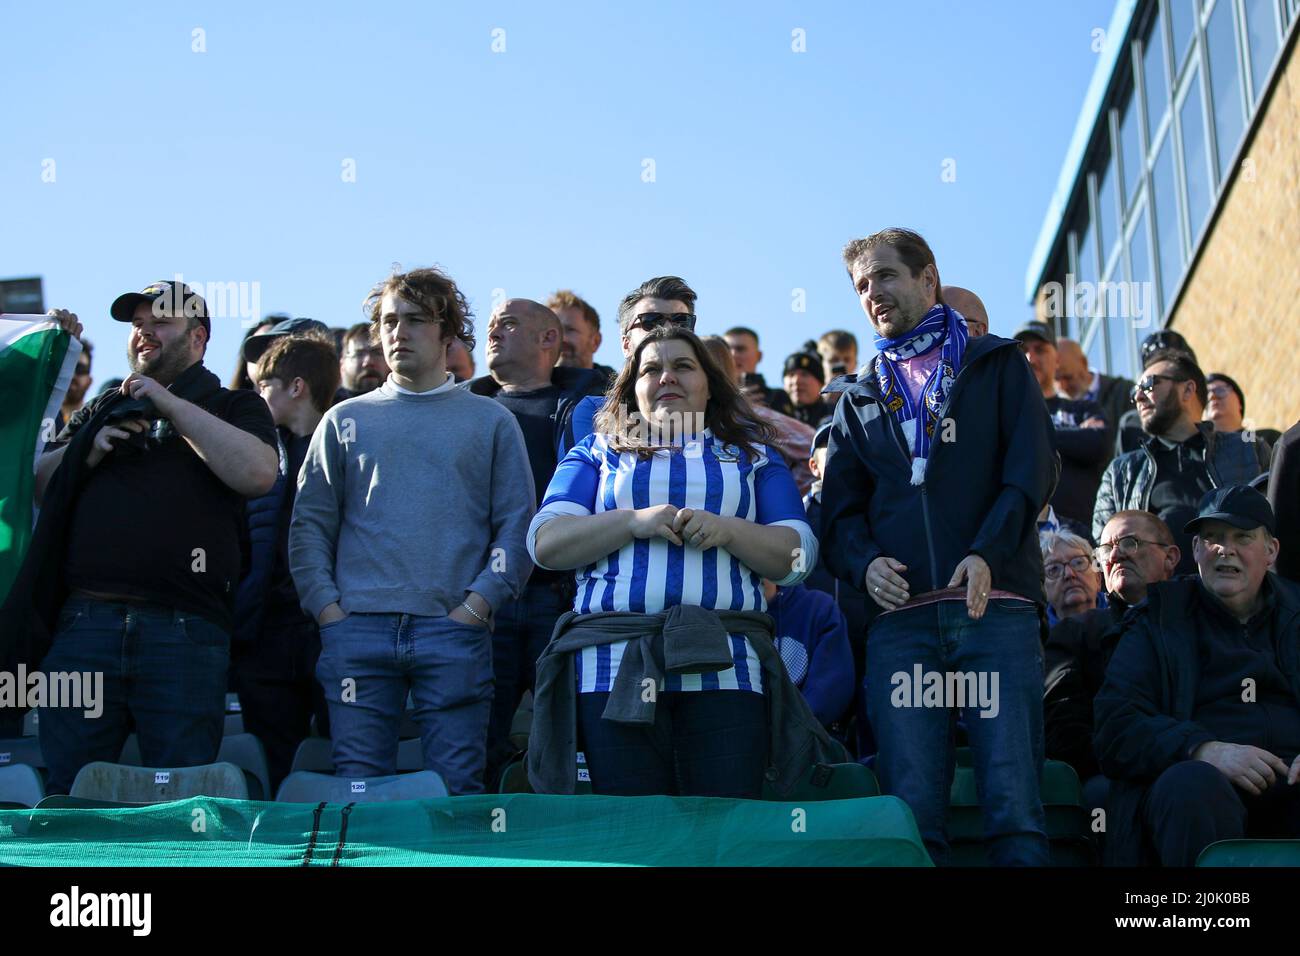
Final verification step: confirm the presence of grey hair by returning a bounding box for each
[1040,530,1095,562]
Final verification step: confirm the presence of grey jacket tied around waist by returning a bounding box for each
[527,605,848,796]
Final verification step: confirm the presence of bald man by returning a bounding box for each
[941,286,988,337]
[1054,338,1136,453]
[464,297,608,783]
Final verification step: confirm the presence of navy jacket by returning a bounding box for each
[766,584,855,728]
[1093,575,1300,865]
[466,365,608,459]
[820,333,1055,620]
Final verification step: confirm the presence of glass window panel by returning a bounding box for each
[1152,132,1184,310]
[1179,65,1212,238]
[1169,0,1197,70]
[1143,12,1170,143]
[1121,205,1154,378]
[1085,317,1107,376]
[1076,212,1099,318]
[1244,0,1281,101]
[1119,88,1144,207]
[1207,0,1245,178]
[1098,152,1121,258]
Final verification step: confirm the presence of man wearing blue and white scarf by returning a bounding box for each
[820,228,1056,866]
[873,303,968,485]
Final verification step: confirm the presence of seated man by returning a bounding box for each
[1044,512,1179,802]
[1094,486,1300,866]
[1041,530,1103,625]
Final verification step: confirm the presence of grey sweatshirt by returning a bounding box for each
[289,378,535,620]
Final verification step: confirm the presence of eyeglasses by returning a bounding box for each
[1044,554,1095,580]
[1095,535,1165,561]
[1129,373,1186,404]
[631,312,697,333]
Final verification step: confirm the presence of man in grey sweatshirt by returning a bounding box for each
[290,267,534,794]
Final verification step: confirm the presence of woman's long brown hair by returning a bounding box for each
[594,325,774,460]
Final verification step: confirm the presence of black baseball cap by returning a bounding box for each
[110,281,210,336]
[1183,485,1276,537]
[1012,320,1056,346]
[242,317,330,363]
[812,423,832,451]
[1141,329,1196,366]
[783,351,825,384]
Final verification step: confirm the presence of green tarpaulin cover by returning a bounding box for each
[0,794,930,867]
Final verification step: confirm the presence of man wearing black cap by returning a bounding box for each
[20,280,280,794]
[783,349,831,428]
[1014,321,1108,537]
[1095,485,1300,866]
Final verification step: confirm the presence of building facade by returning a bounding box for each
[1027,0,1299,432]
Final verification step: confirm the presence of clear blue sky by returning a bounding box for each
[1,0,1115,388]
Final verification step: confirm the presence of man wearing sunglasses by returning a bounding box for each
[1113,331,1200,454]
[1043,511,1178,811]
[563,276,699,451]
[1093,349,1270,575]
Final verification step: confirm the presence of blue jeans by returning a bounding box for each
[865,599,1049,865]
[39,599,229,794]
[315,612,494,794]
[578,690,767,797]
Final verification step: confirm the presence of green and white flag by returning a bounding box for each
[0,314,80,604]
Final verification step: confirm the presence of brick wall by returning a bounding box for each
[1171,30,1300,434]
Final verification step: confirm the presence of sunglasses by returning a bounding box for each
[1129,373,1187,404]
[631,312,697,333]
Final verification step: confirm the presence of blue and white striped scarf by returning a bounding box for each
[873,303,968,485]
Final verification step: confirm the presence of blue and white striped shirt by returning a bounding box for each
[527,430,817,695]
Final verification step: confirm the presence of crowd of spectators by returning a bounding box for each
[5,225,1299,868]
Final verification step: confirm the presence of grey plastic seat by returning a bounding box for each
[119,732,270,800]
[217,734,271,801]
[275,770,448,803]
[69,761,250,803]
[22,710,39,737]
[290,736,425,775]
[224,713,244,736]
[0,737,45,771]
[0,763,46,809]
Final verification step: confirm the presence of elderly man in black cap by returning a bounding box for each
[783,348,832,428]
[1094,485,1300,866]
[13,279,280,794]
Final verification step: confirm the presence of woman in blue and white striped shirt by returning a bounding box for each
[527,326,817,797]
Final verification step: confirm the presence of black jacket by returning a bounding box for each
[1268,420,1300,583]
[1043,599,1130,782]
[463,365,608,458]
[819,334,1055,620]
[0,362,226,671]
[1093,575,1300,865]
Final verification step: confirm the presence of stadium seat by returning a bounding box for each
[224,713,244,736]
[117,732,270,799]
[290,736,426,775]
[763,762,881,801]
[0,763,46,809]
[225,692,242,714]
[69,761,250,803]
[948,760,1095,866]
[22,710,39,737]
[1197,840,1300,867]
[217,734,272,801]
[498,755,532,793]
[275,770,448,803]
[0,737,45,772]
